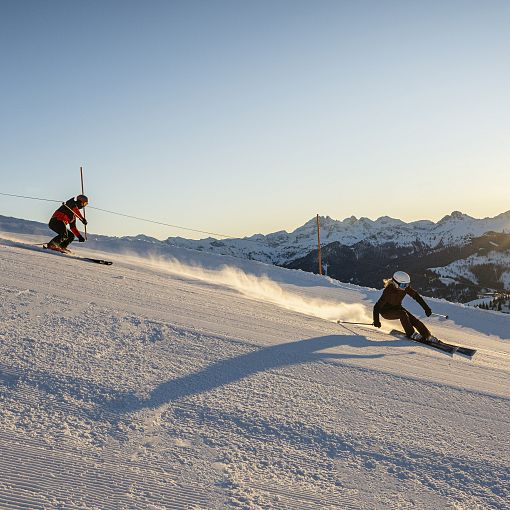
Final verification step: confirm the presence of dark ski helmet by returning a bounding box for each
[392,271,410,289]
[76,195,89,208]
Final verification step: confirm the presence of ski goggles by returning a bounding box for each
[395,281,409,289]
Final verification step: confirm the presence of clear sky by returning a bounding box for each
[1,0,509,240]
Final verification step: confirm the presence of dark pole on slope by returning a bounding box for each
[80,166,88,240]
[317,214,322,275]
[337,320,374,325]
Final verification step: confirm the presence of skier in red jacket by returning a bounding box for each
[373,271,432,340]
[47,195,88,253]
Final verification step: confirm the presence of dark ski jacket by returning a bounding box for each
[373,284,431,323]
[52,198,86,238]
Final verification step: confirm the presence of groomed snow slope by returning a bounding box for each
[1,234,509,509]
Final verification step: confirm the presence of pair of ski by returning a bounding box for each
[42,244,113,265]
[388,329,477,357]
[337,321,476,357]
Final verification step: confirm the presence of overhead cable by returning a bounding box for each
[0,191,246,240]
[89,206,238,239]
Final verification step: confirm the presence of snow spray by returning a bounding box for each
[142,256,371,324]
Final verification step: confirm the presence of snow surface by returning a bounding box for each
[1,231,509,509]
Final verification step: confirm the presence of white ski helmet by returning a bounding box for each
[392,271,411,289]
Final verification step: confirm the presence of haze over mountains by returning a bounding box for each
[1,210,510,304]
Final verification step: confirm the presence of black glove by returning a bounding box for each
[373,319,381,328]
[78,235,85,243]
[424,306,432,317]
[82,218,88,226]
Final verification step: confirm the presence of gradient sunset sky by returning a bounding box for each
[1,0,509,239]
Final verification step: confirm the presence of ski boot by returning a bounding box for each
[46,242,65,253]
[411,332,437,343]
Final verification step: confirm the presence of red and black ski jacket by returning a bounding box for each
[52,198,86,238]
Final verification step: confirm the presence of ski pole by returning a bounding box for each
[336,320,374,326]
[80,166,88,240]
[431,312,449,320]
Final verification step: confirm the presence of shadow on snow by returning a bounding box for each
[116,334,403,413]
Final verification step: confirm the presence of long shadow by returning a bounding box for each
[116,334,404,414]
[0,333,406,426]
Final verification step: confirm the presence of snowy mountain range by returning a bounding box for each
[1,210,510,303]
[164,210,510,264]
[145,211,510,302]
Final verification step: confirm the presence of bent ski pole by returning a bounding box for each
[336,320,374,326]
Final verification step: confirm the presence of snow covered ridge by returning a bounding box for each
[163,210,510,265]
[2,210,510,266]
[288,230,510,303]
[430,251,510,291]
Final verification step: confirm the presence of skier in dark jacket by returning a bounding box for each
[373,271,432,339]
[47,195,88,252]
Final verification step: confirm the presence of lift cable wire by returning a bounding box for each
[89,205,238,239]
[0,191,254,241]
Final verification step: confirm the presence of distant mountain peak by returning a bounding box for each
[439,211,472,223]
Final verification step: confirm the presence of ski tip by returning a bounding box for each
[455,349,477,358]
[82,258,113,265]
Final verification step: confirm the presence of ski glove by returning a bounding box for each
[424,306,432,317]
[82,218,88,226]
[78,235,85,242]
[373,319,381,328]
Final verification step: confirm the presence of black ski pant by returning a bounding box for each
[380,307,430,338]
[48,218,75,248]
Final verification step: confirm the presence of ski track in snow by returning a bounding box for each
[0,238,509,509]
